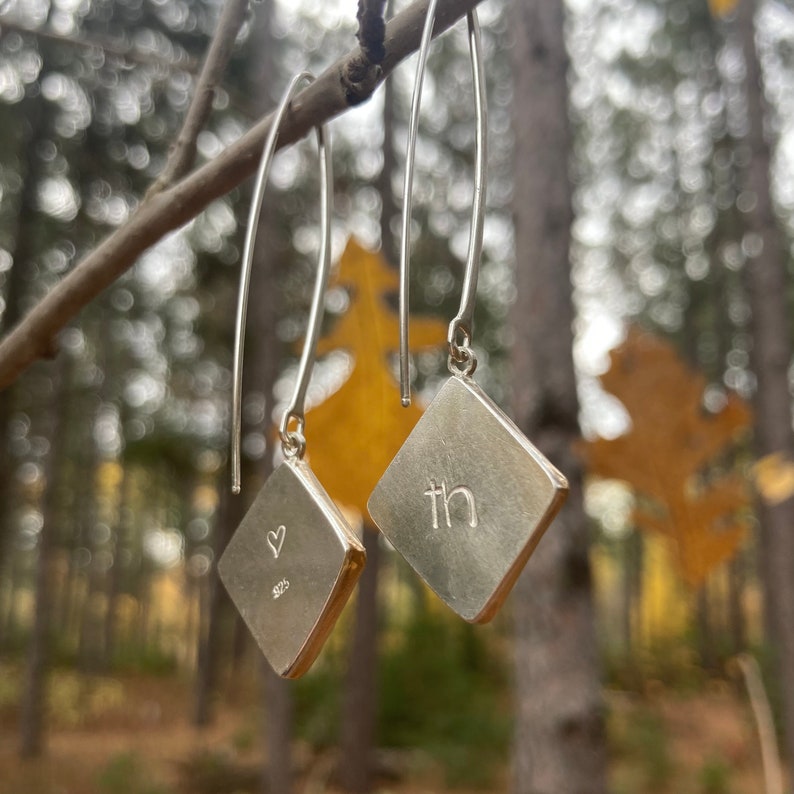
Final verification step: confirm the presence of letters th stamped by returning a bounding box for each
[368,375,568,623]
[424,479,478,530]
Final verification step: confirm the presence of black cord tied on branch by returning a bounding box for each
[357,0,387,63]
[342,0,388,104]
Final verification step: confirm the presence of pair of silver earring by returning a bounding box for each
[219,8,568,679]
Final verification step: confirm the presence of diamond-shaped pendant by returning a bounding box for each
[219,458,365,678]
[368,374,567,623]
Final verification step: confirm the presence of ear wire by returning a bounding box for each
[399,6,487,405]
[231,72,333,493]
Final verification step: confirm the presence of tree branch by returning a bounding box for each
[0,0,484,390]
[146,0,249,195]
[0,17,200,73]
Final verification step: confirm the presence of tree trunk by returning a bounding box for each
[727,553,745,654]
[19,358,68,757]
[509,0,607,791]
[734,0,794,770]
[102,460,132,671]
[194,483,240,726]
[335,12,394,788]
[234,5,297,788]
[0,94,44,589]
[696,584,716,672]
[620,530,642,678]
[338,527,381,794]
[263,663,294,794]
[78,409,105,675]
[190,0,286,736]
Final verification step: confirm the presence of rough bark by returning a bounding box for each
[734,0,794,770]
[509,0,607,791]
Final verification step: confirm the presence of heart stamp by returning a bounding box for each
[267,524,286,559]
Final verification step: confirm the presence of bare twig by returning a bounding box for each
[735,654,785,794]
[0,0,483,390]
[146,0,249,195]
[0,17,199,72]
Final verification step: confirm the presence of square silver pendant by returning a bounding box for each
[219,458,365,678]
[368,375,568,623]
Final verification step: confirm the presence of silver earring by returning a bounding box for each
[368,7,568,623]
[220,72,365,678]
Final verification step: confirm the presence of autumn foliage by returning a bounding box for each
[707,0,740,19]
[304,238,446,518]
[581,328,751,587]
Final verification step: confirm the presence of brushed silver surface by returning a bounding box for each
[219,458,365,678]
[368,375,568,623]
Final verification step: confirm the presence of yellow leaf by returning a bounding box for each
[708,0,740,18]
[753,453,794,505]
[581,327,752,587]
[305,238,446,518]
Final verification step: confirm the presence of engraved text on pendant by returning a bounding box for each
[368,375,567,623]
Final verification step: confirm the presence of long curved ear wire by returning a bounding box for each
[399,5,487,407]
[220,72,365,679]
[369,9,568,625]
[231,70,331,494]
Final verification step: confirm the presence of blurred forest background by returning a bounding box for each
[1,0,794,792]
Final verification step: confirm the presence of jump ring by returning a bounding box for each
[448,345,477,377]
[282,430,306,459]
[448,318,473,363]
